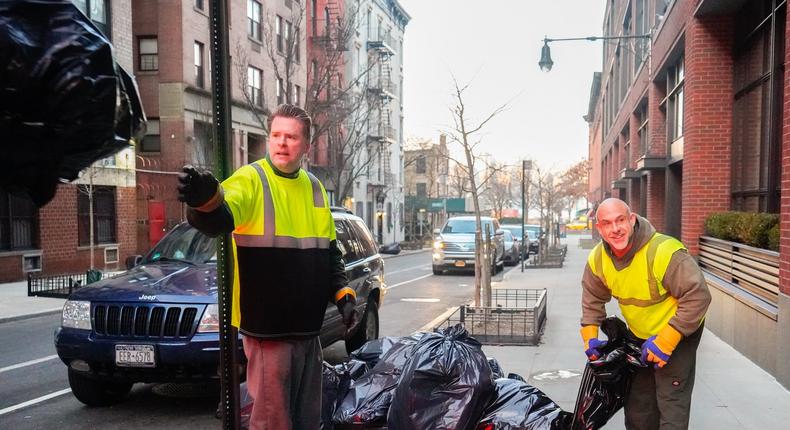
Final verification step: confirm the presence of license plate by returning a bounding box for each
[115,344,155,368]
[454,260,466,267]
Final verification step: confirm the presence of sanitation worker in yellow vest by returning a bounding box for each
[581,198,711,429]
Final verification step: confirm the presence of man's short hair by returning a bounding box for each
[269,104,312,144]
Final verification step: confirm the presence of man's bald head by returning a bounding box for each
[595,198,637,253]
[596,198,632,219]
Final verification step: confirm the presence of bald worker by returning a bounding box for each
[580,198,710,429]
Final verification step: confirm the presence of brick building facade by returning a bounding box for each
[588,0,790,388]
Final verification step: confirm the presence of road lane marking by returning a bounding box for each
[417,306,461,332]
[400,298,440,303]
[386,273,432,290]
[0,355,58,374]
[386,265,430,275]
[0,388,71,416]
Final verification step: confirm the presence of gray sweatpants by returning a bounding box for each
[242,335,322,430]
[624,325,704,430]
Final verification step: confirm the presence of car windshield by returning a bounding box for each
[502,230,513,241]
[500,225,522,238]
[144,224,217,265]
[442,219,478,234]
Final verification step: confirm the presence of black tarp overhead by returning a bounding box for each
[0,0,146,206]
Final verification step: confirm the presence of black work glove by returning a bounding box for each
[177,165,219,208]
[337,295,360,336]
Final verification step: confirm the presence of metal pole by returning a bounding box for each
[521,160,526,272]
[209,1,240,428]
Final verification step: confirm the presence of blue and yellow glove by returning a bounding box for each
[581,325,606,360]
[641,325,682,368]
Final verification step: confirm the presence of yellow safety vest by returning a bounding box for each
[222,158,335,334]
[587,233,685,339]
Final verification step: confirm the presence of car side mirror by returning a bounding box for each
[125,255,143,270]
[495,230,505,236]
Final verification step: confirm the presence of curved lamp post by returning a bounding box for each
[539,35,651,72]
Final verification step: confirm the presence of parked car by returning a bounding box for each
[431,215,505,275]
[54,210,385,406]
[498,224,539,257]
[501,229,520,266]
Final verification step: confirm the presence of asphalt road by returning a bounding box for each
[0,251,513,429]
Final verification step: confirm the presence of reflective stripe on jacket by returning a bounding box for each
[587,233,685,339]
[222,158,336,337]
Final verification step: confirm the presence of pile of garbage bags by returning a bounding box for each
[239,317,645,430]
[0,0,146,206]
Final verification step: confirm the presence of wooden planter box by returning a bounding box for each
[698,236,779,305]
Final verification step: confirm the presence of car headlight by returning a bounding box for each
[62,300,91,330]
[433,240,444,249]
[197,304,219,333]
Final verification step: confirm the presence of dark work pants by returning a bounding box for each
[624,325,704,430]
[242,335,322,430]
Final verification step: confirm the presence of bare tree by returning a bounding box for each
[484,161,513,219]
[444,77,508,307]
[556,159,590,221]
[447,162,469,198]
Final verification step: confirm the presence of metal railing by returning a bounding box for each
[28,270,112,298]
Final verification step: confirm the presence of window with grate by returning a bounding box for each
[0,191,38,251]
[731,0,785,212]
[78,186,116,246]
[138,37,158,71]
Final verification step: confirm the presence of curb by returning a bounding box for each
[417,305,460,333]
[0,308,62,324]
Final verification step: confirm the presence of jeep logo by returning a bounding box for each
[138,294,157,301]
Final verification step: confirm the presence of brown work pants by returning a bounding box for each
[624,325,704,430]
[242,335,322,430]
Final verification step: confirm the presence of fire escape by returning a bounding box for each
[365,27,397,242]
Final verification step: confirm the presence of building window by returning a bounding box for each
[0,191,37,251]
[276,15,284,52]
[248,0,262,41]
[141,119,160,152]
[637,102,648,156]
[731,0,785,213]
[666,58,684,142]
[194,42,204,88]
[415,155,426,174]
[294,28,301,63]
[138,37,158,71]
[416,183,427,197]
[72,0,109,36]
[634,0,648,71]
[195,0,204,10]
[277,78,284,104]
[294,85,301,106]
[78,186,116,246]
[311,0,317,34]
[247,66,262,106]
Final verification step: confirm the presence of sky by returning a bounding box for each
[397,0,606,173]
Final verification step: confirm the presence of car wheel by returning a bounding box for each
[345,300,380,354]
[432,265,443,275]
[68,368,132,407]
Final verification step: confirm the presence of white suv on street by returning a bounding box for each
[431,216,505,275]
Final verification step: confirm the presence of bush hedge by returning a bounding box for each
[704,211,779,251]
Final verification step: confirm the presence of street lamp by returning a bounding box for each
[539,35,651,72]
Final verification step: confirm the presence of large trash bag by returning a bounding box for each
[488,357,505,379]
[333,336,420,426]
[477,378,573,430]
[350,333,424,368]
[387,324,496,430]
[570,316,646,429]
[0,0,146,206]
[322,362,347,430]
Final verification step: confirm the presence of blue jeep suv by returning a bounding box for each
[55,209,385,406]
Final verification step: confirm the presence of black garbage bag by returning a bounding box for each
[477,378,573,430]
[570,316,646,429]
[488,357,505,379]
[387,324,496,430]
[0,0,146,206]
[333,336,420,426]
[349,333,424,368]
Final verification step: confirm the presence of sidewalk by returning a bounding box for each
[472,235,790,429]
[0,280,65,323]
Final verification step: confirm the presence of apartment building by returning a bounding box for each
[587,0,790,388]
